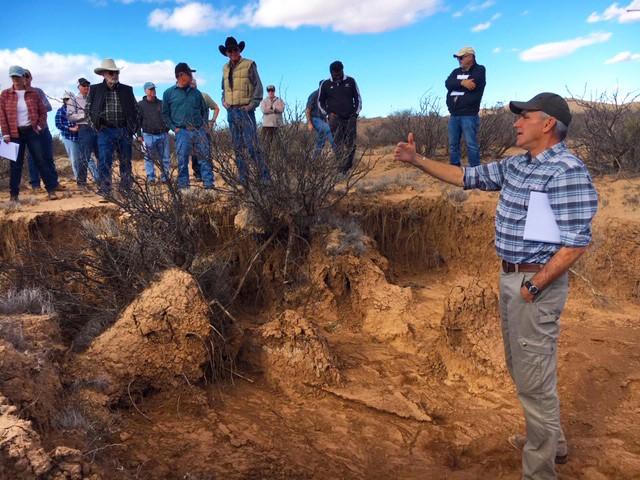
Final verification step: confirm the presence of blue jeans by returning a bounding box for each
[62,137,80,179]
[77,126,100,185]
[142,132,170,182]
[27,127,58,188]
[9,127,57,197]
[311,116,335,156]
[175,127,213,188]
[227,107,269,183]
[448,115,480,167]
[97,127,133,193]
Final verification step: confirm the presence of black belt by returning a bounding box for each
[501,260,544,273]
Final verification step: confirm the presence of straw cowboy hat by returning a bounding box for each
[94,58,123,75]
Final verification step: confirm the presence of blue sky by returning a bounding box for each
[1,0,639,127]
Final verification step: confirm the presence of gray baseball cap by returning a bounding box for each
[143,81,156,91]
[8,65,26,77]
[509,92,572,126]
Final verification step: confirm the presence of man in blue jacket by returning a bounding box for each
[445,46,486,167]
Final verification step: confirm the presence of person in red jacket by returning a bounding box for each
[0,65,58,202]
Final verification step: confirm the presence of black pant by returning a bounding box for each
[328,115,357,173]
[10,126,57,197]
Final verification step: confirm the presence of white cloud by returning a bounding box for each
[471,21,491,31]
[492,47,502,54]
[587,1,640,23]
[148,2,248,35]
[604,51,640,63]
[149,0,442,35]
[471,12,500,32]
[452,0,494,17]
[0,48,177,102]
[519,32,612,62]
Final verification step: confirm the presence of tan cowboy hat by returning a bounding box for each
[94,58,123,75]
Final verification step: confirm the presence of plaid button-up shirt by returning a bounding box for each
[0,86,47,138]
[55,105,78,141]
[102,87,124,127]
[463,142,599,264]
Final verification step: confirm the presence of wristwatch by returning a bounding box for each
[524,280,540,296]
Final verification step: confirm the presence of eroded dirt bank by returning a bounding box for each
[1,191,639,479]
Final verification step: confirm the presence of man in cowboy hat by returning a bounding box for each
[68,77,100,187]
[394,92,598,480]
[87,58,139,194]
[219,36,268,183]
[162,62,215,190]
[445,46,486,167]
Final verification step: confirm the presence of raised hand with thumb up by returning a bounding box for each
[394,132,417,165]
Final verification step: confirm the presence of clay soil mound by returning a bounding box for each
[0,314,64,428]
[441,280,506,377]
[72,268,212,401]
[260,310,342,390]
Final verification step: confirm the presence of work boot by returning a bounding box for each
[47,191,58,201]
[508,434,568,464]
[9,195,19,203]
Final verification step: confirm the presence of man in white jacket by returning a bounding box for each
[259,84,284,152]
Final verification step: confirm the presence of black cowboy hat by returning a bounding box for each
[218,36,245,56]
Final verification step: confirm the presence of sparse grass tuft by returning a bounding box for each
[0,287,55,315]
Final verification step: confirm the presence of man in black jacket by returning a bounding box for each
[318,61,361,174]
[137,82,170,183]
[445,46,486,167]
[87,58,139,194]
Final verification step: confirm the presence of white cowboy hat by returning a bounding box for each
[94,58,123,75]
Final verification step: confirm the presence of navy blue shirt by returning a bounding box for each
[306,90,325,120]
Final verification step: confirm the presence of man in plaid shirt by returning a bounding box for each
[55,91,80,180]
[395,92,598,480]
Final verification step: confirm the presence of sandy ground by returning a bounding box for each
[1,151,639,479]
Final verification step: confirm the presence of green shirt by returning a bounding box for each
[162,85,207,130]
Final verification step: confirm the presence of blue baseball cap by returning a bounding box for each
[9,65,26,77]
[143,81,156,91]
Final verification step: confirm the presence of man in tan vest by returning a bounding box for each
[219,36,269,183]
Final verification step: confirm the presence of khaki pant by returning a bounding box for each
[499,270,569,480]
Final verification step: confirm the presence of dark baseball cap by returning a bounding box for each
[175,62,196,77]
[77,77,90,87]
[509,92,572,126]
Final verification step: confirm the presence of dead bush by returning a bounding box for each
[478,103,515,159]
[377,93,447,155]
[0,288,54,315]
[570,90,640,174]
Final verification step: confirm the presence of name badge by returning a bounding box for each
[457,74,469,80]
[450,91,465,96]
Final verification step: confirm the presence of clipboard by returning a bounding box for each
[0,141,19,161]
[523,191,561,244]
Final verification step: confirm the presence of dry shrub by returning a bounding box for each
[373,93,447,155]
[570,90,640,174]
[478,103,515,159]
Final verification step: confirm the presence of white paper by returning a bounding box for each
[523,191,561,244]
[450,91,465,96]
[0,141,19,161]
[457,74,469,80]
